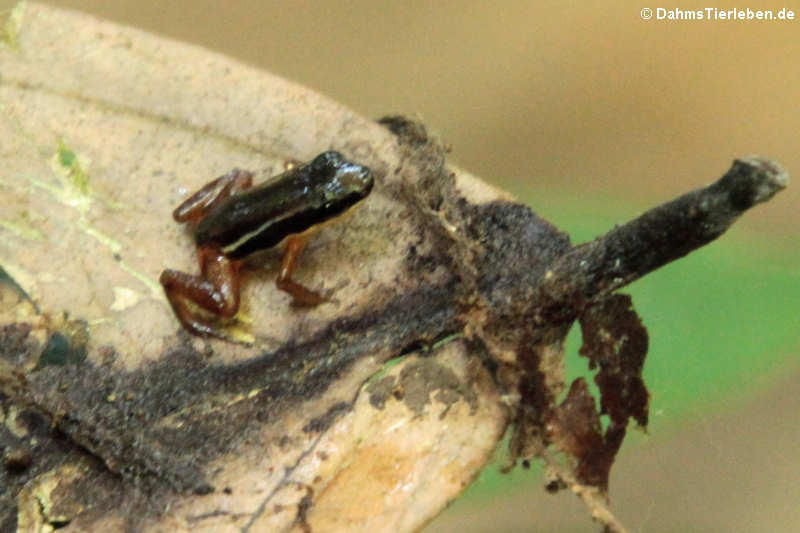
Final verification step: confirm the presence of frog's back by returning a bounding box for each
[195,152,373,259]
[194,177,305,255]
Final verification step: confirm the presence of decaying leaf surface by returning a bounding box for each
[0,3,789,533]
[1,4,508,532]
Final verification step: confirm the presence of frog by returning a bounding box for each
[160,151,374,339]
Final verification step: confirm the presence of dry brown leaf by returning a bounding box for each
[1,3,507,532]
[0,4,788,533]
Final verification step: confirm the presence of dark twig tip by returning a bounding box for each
[733,156,789,204]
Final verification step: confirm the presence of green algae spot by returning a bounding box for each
[35,139,94,212]
[55,140,91,196]
[0,2,26,50]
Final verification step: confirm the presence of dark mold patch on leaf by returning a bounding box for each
[3,447,34,474]
[397,356,477,416]
[1,276,466,529]
[0,387,121,532]
[0,323,37,364]
[367,376,396,410]
[366,352,478,417]
[302,402,350,434]
[36,323,88,369]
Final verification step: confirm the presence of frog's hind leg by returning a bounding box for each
[160,245,242,338]
[172,169,253,223]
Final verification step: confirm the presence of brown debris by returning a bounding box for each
[545,295,649,493]
[580,294,650,428]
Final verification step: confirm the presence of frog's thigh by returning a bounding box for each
[197,245,242,317]
[173,169,254,222]
[160,269,225,337]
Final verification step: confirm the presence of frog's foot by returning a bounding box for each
[219,318,255,345]
[277,277,332,306]
[296,285,337,307]
[233,310,254,325]
[175,311,253,345]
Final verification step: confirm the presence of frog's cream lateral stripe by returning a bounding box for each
[220,192,371,256]
[220,216,282,256]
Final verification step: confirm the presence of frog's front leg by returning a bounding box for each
[160,245,242,338]
[277,235,328,306]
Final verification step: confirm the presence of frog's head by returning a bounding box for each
[313,151,374,208]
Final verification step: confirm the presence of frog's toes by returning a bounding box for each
[233,311,254,325]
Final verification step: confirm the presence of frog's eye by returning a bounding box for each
[312,151,344,172]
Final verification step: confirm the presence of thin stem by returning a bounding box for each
[545,157,788,304]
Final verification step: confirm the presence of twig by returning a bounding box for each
[545,157,788,304]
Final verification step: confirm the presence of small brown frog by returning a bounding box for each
[160,151,373,338]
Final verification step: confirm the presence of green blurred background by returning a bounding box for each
[4,2,797,531]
